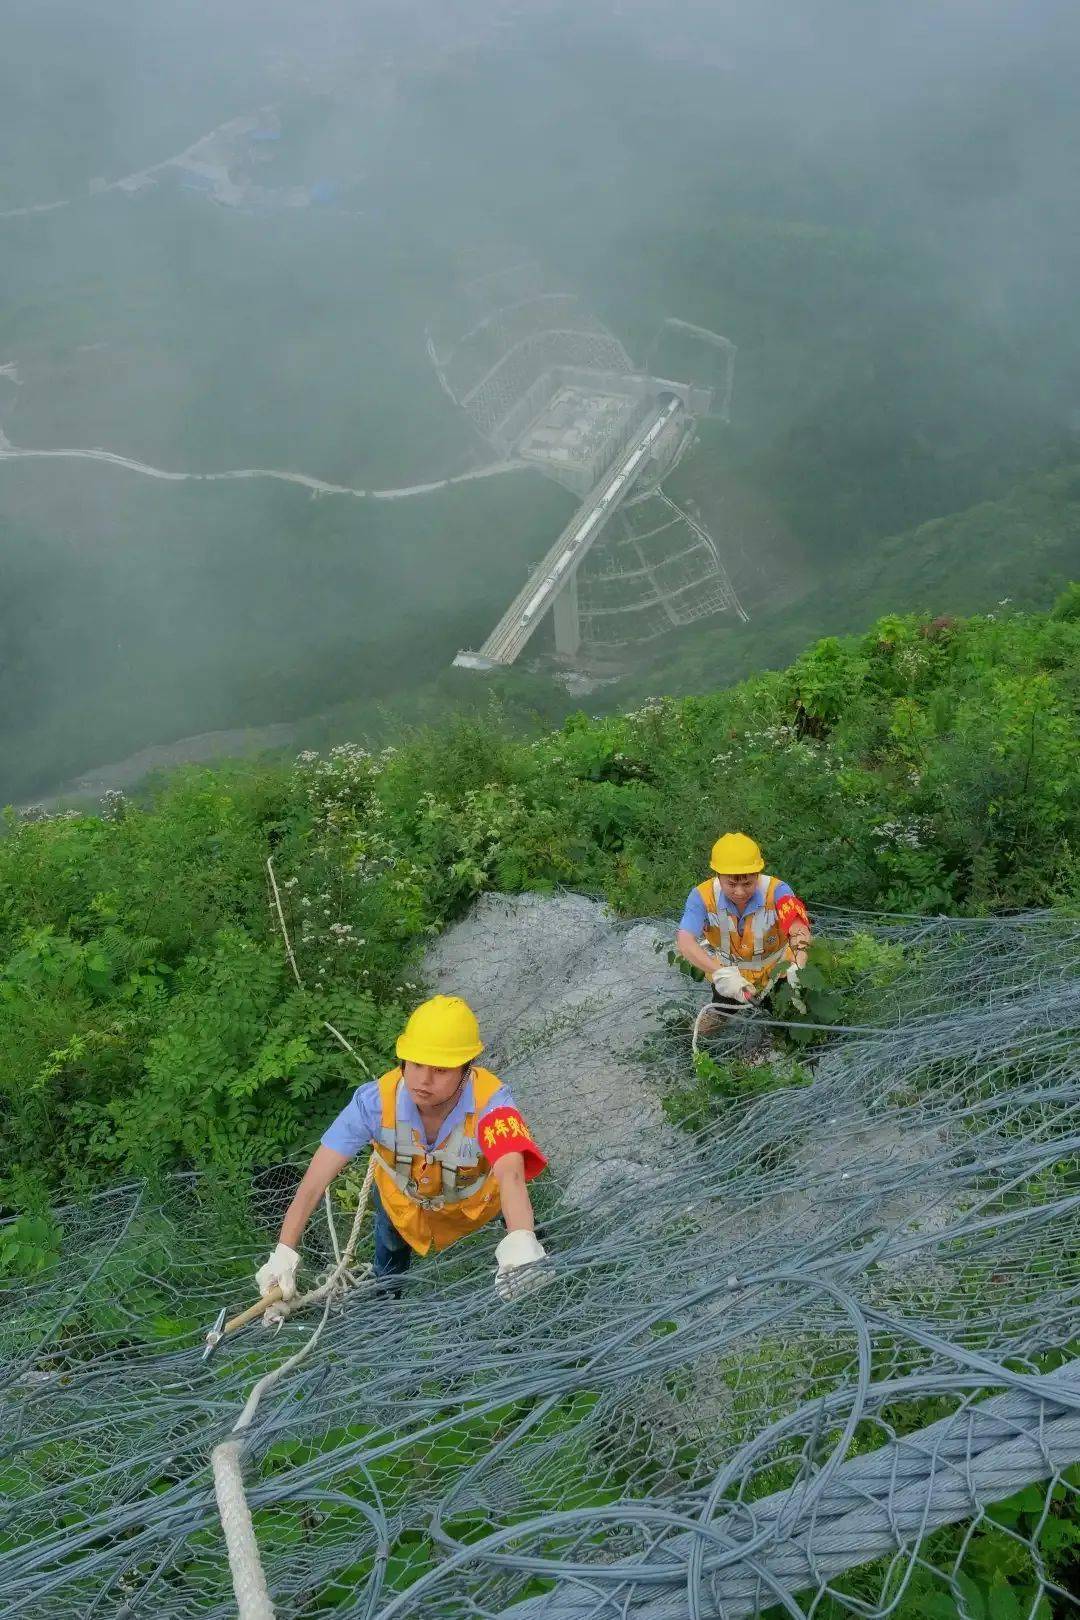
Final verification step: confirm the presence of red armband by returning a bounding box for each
[775,894,810,937]
[477,1107,547,1180]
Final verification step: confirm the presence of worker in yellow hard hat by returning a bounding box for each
[675,833,812,1014]
[256,996,550,1303]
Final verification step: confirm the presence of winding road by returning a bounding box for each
[1,102,532,503]
[0,443,524,500]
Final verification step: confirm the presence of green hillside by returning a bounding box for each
[273,459,1080,764]
[0,464,572,805]
[2,593,1076,1198]
[5,7,1079,799]
[620,460,1080,700]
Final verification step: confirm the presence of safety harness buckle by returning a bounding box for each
[406,1182,446,1212]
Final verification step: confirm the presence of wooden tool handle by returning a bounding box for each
[224,1286,284,1336]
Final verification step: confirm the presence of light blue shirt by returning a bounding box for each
[321,1071,516,1159]
[678,877,793,937]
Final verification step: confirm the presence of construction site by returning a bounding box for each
[3,893,1079,1618]
[426,274,747,670]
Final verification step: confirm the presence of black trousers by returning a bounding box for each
[371,1184,412,1281]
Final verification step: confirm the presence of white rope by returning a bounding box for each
[210,1155,377,1617]
[216,862,379,1618]
[210,1441,276,1620]
[210,859,379,1610]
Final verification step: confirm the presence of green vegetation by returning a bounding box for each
[284,460,1080,773]
[0,462,571,804]
[6,10,1080,800]
[5,9,1080,1607]
[1,190,480,484]
[2,596,1076,1203]
[6,452,1077,810]
[808,1470,1080,1620]
[620,459,1080,701]
[1,594,1077,1613]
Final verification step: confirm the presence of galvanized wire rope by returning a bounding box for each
[0,905,1078,1617]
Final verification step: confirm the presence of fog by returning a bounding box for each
[2,0,1078,803]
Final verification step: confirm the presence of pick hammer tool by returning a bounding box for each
[202,1285,284,1361]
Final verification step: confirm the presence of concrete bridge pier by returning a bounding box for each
[552,572,582,660]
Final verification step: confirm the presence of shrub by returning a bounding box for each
[1,602,1076,1198]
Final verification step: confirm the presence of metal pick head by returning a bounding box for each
[202,1307,227,1361]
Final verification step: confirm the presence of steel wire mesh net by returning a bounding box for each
[2,901,1079,1618]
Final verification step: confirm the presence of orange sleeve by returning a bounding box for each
[477,1106,547,1180]
[775,894,810,937]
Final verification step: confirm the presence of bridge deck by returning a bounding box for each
[454,395,683,669]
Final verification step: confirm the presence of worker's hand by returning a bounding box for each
[255,1242,300,1303]
[785,963,807,1014]
[495,1229,552,1303]
[711,966,754,1003]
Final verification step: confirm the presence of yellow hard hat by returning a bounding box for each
[396,995,484,1067]
[710,832,765,875]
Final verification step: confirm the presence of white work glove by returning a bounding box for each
[711,965,754,1003]
[255,1242,300,1303]
[495,1229,552,1303]
[785,962,807,1013]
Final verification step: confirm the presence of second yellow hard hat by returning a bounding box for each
[396,995,485,1067]
[710,832,765,875]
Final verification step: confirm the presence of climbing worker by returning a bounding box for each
[255,995,550,1304]
[675,832,812,1014]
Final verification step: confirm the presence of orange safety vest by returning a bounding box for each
[693,874,794,992]
[371,1066,506,1256]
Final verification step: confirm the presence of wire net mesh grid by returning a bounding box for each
[1,901,1079,1617]
[576,494,744,650]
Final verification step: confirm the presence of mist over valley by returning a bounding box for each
[3,0,1079,803]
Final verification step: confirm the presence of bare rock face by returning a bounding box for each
[421,893,967,1255]
[421,892,689,1204]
